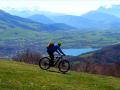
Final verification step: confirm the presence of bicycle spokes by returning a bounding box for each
[39,56,70,73]
[39,57,50,70]
[58,60,70,73]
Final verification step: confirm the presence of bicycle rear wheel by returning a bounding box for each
[58,60,70,73]
[39,57,50,70]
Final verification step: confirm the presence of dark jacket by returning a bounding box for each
[47,45,65,55]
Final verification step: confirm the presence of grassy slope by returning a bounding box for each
[0,60,120,90]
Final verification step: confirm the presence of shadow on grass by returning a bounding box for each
[47,69,70,75]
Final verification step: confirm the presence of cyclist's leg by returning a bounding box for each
[49,52,54,66]
[47,51,54,66]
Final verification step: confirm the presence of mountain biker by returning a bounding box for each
[47,41,66,66]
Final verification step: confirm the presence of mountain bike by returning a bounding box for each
[39,55,70,73]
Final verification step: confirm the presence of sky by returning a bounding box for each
[0,0,120,15]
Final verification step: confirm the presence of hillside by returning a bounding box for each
[0,59,120,90]
[48,15,97,29]
[80,43,120,64]
[43,10,120,30]
[29,14,54,24]
[0,10,76,57]
[0,10,47,31]
[1,9,120,57]
[82,11,120,22]
[0,10,73,31]
[82,11,120,29]
[6,6,120,30]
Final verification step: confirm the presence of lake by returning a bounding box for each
[62,48,98,56]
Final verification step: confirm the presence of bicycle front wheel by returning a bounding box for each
[58,60,70,73]
[39,57,50,70]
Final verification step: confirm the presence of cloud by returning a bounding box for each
[0,0,120,15]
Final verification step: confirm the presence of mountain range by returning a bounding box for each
[1,5,120,57]
[0,10,74,32]
[5,5,120,30]
[29,14,54,24]
[98,5,120,18]
[0,10,75,57]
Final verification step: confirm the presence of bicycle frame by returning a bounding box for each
[53,56,63,66]
[39,55,70,73]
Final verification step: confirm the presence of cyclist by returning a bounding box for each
[47,41,66,66]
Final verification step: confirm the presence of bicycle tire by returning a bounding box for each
[39,57,50,70]
[58,60,70,73]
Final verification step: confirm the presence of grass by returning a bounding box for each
[0,59,120,90]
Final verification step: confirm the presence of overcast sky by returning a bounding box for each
[0,0,120,15]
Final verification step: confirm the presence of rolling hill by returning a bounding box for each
[47,11,120,30]
[0,59,120,90]
[0,10,73,31]
[6,5,120,30]
[29,14,54,24]
[82,11,120,22]
[81,11,120,29]
[47,15,97,29]
[1,9,120,57]
[80,43,120,64]
[0,10,47,31]
[0,10,75,57]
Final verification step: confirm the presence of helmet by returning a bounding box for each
[58,41,62,46]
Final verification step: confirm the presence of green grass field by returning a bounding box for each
[0,59,120,90]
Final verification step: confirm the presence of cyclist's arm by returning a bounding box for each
[56,50,61,55]
[58,47,65,56]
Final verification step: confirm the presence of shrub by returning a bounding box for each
[13,49,42,64]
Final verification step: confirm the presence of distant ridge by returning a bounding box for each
[98,5,120,18]
[29,14,54,24]
[0,9,73,31]
[81,43,120,64]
